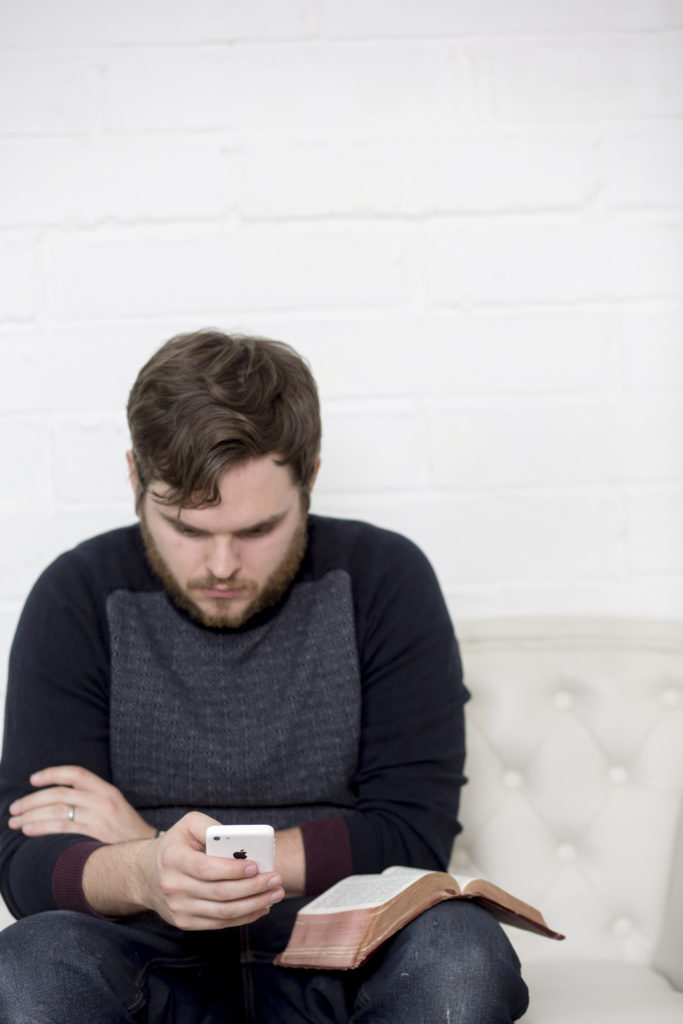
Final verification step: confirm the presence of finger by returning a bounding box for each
[161,823,259,883]
[169,905,272,932]
[11,816,93,837]
[30,766,107,792]
[9,798,95,826]
[165,886,284,930]
[178,871,283,905]
[10,786,91,815]
[170,811,223,853]
[167,849,259,891]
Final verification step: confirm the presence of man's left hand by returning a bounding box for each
[8,765,156,843]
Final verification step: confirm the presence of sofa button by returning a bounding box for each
[554,690,574,711]
[608,765,629,785]
[503,769,523,790]
[612,917,633,937]
[556,843,577,863]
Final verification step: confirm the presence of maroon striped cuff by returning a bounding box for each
[299,817,353,896]
[52,841,107,916]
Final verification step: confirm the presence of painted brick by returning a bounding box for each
[0,326,161,414]
[104,42,466,133]
[603,126,683,208]
[315,402,429,492]
[622,313,683,390]
[412,220,683,305]
[255,309,617,399]
[442,577,683,621]
[319,0,677,36]
[0,600,22,743]
[611,398,683,482]
[0,602,22,676]
[52,419,132,503]
[428,401,616,489]
[0,234,40,319]
[471,36,683,120]
[627,487,683,571]
[0,420,52,515]
[0,52,100,135]
[45,224,408,317]
[0,0,314,46]
[0,137,238,226]
[242,128,596,218]
[0,508,132,600]
[0,899,12,932]
[311,489,624,586]
[0,1,681,627]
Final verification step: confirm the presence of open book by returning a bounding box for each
[276,865,565,970]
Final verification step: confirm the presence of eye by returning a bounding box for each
[173,521,205,538]
[241,523,274,539]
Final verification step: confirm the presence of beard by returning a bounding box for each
[139,509,309,629]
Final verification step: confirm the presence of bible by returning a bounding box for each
[276,865,565,970]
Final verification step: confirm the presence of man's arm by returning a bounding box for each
[10,765,306,902]
[273,825,305,897]
[81,812,284,929]
[295,523,468,893]
[0,550,116,918]
[8,766,156,843]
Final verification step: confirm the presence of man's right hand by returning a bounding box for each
[82,811,285,930]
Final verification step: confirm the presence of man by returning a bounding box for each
[0,330,528,1022]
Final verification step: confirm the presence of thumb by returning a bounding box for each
[175,811,222,850]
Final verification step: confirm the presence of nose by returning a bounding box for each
[205,536,241,580]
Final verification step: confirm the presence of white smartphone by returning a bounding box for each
[205,824,275,873]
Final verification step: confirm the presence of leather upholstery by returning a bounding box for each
[452,618,683,1020]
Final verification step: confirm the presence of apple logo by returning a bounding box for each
[233,849,247,859]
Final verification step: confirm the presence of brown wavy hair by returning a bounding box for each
[127,329,321,509]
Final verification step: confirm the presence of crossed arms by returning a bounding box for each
[9,764,302,928]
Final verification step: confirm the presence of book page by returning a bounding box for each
[451,875,478,890]
[384,865,474,889]
[381,866,433,883]
[301,872,421,913]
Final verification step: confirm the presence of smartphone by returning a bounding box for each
[205,824,275,873]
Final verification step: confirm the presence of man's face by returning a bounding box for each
[136,455,311,629]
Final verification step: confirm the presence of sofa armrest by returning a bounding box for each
[653,798,683,991]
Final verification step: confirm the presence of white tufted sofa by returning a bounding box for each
[1,617,681,1023]
[451,617,683,1022]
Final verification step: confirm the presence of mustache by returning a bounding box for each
[187,574,254,591]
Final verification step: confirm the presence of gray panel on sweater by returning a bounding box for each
[107,570,361,829]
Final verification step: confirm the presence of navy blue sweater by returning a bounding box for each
[0,515,467,920]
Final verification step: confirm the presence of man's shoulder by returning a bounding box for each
[306,514,434,579]
[71,523,142,559]
[304,515,452,640]
[39,524,153,595]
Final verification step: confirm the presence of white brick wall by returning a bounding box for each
[1,0,682,714]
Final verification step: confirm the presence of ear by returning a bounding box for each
[309,458,321,492]
[125,450,138,495]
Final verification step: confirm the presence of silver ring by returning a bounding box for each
[67,805,76,822]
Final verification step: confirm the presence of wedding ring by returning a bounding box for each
[67,805,76,822]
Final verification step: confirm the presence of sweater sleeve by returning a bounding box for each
[298,526,468,894]
[0,550,113,918]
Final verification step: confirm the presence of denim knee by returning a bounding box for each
[0,911,141,1023]
[0,910,90,974]
[355,901,529,1023]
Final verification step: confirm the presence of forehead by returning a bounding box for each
[149,456,299,528]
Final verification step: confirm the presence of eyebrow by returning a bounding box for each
[158,509,289,538]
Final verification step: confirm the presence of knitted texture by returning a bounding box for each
[107,570,361,829]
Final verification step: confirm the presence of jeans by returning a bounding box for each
[0,900,529,1023]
